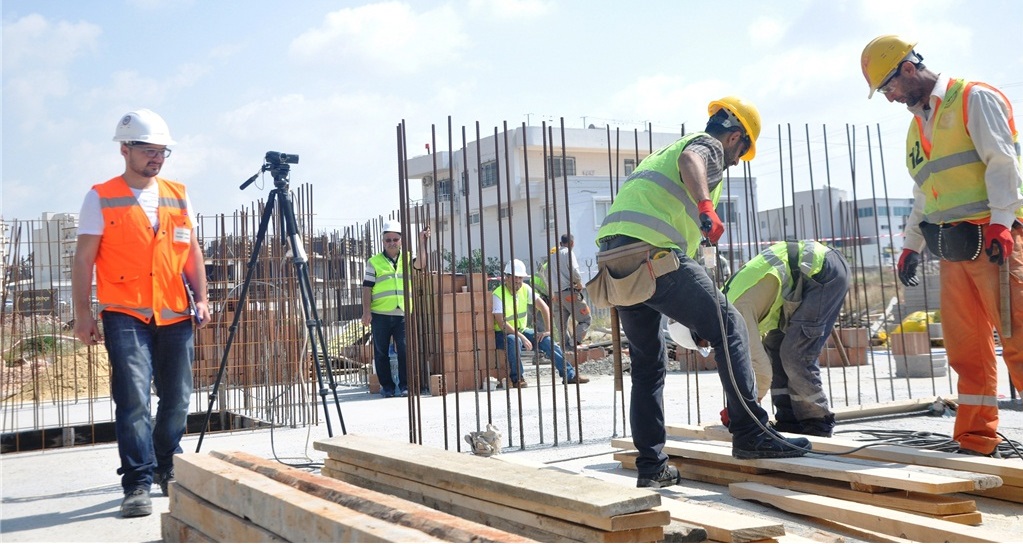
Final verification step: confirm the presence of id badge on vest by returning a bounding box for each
[173,226,191,245]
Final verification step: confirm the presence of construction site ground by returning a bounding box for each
[2,353,1022,543]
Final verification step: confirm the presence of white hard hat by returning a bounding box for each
[668,319,711,357]
[504,259,529,277]
[112,109,176,145]
[381,220,401,234]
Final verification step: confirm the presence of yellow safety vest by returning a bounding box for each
[907,78,1023,224]
[597,133,725,257]
[493,284,531,332]
[368,252,405,315]
[724,241,828,334]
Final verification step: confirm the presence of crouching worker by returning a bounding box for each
[724,240,849,437]
[493,259,589,388]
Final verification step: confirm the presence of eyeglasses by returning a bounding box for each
[877,63,904,95]
[129,145,172,158]
[383,237,401,243]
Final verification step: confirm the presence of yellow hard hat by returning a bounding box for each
[861,35,917,99]
[708,96,761,161]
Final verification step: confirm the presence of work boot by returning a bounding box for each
[511,379,529,389]
[563,374,590,385]
[799,415,836,438]
[636,465,682,488]
[154,469,175,496]
[956,447,1002,459]
[769,420,803,434]
[732,431,811,460]
[120,488,152,518]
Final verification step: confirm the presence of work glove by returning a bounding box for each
[897,249,921,287]
[697,200,724,244]
[984,223,1013,266]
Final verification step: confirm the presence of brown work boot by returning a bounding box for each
[564,374,589,384]
[511,379,529,388]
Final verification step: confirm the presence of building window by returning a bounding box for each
[469,211,481,225]
[894,206,912,216]
[499,206,510,219]
[543,206,557,230]
[858,207,874,218]
[480,160,499,188]
[437,178,453,199]
[624,159,636,176]
[547,156,576,178]
[716,200,737,223]
[594,197,612,225]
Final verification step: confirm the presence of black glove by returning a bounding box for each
[897,249,921,287]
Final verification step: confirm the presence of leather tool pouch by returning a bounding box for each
[586,241,680,308]
[919,221,984,262]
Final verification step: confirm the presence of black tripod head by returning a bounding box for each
[240,150,300,190]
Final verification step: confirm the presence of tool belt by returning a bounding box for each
[585,241,680,308]
[919,221,984,262]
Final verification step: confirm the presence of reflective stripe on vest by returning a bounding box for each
[724,241,828,334]
[493,284,530,332]
[93,176,192,325]
[597,133,725,257]
[368,252,405,314]
[907,78,1023,224]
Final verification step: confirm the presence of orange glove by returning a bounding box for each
[697,200,724,244]
[984,224,1013,265]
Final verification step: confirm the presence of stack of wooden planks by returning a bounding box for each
[315,434,671,542]
[162,450,533,542]
[612,424,1022,543]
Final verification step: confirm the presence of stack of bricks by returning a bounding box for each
[889,331,945,378]
[821,328,870,367]
[427,272,494,393]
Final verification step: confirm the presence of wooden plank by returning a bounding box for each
[174,453,443,542]
[966,484,1023,503]
[169,484,287,542]
[580,464,785,542]
[210,450,531,543]
[613,437,984,494]
[729,482,1008,543]
[615,452,977,516]
[160,513,214,543]
[315,434,660,521]
[938,511,983,525]
[667,423,1023,487]
[323,461,664,543]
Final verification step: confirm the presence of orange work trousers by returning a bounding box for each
[940,225,1023,454]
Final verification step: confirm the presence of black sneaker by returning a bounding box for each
[154,469,175,496]
[120,488,152,518]
[956,447,1002,459]
[733,432,811,460]
[636,465,682,488]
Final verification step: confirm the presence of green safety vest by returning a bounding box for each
[368,252,406,315]
[493,284,531,332]
[597,132,725,257]
[724,241,828,334]
[907,78,1023,224]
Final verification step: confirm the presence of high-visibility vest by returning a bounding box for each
[367,252,405,315]
[724,241,828,334]
[493,284,531,332]
[907,78,1023,224]
[93,176,192,325]
[597,133,725,257]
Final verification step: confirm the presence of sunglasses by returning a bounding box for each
[878,63,904,95]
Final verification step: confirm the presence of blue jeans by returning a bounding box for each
[103,311,194,493]
[764,249,849,424]
[495,329,576,383]
[603,237,768,478]
[371,313,406,393]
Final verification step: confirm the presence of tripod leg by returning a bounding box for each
[196,190,279,453]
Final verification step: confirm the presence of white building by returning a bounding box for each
[406,126,759,283]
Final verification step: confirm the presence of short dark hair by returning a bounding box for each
[705,109,742,138]
[560,234,573,245]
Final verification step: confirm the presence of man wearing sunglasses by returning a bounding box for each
[72,109,210,517]
[862,35,1023,458]
[362,221,430,398]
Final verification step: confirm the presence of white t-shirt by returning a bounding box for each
[78,181,195,235]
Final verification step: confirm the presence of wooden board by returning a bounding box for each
[667,423,1022,487]
[174,453,443,542]
[160,513,214,543]
[210,450,531,543]
[168,484,287,542]
[729,482,1008,543]
[322,462,664,542]
[612,437,985,494]
[314,434,661,521]
[615,452,977,516]
[578,464,785,542]
[966,483,1023,503]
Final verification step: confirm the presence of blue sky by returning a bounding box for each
[3,0,1021,232]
